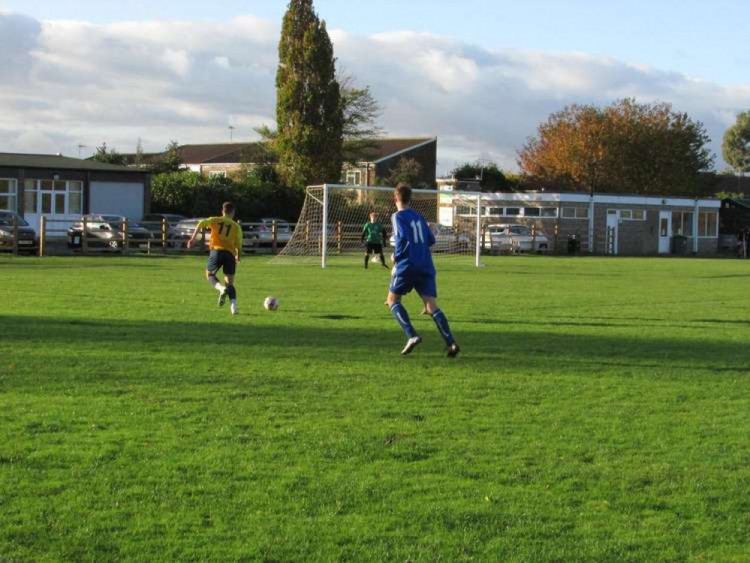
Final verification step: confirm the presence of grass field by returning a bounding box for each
[1,254,749,561]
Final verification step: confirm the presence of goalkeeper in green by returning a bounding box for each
[362,212,389,269]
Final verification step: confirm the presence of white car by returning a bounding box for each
[389,224,471,253]
[485,224,551,254]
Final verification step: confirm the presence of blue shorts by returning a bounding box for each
[390,269,437,298]
[206,250,236,276]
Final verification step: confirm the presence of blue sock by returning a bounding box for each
[226,284,237,300]
[390,303,418,339]
[432,309,455,346]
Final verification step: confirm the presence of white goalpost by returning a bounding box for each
[277,184,484,268]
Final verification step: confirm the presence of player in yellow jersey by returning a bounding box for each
[187,202,243,315]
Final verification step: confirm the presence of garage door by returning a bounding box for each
[90,182,144,219]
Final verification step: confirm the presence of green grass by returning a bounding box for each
[1,254,749,561]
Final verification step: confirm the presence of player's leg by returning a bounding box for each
[222,252,239,315]
[376,245,389,268]
[364,244,371,269]
[418,279,460,358]
[206,251,227,303]
[386,276,421,355]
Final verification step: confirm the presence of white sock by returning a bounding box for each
[230,299,238,307]
[214,283,225,292]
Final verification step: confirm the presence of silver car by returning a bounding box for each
[485,224,551,254]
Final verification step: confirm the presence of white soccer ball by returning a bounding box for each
[263,296,279,311]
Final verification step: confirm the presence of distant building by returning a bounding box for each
[126,137,438,187]
[0,153,150,232]
[440,190,721,256]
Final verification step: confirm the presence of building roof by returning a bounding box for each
[0,152,146,173]
[123,138,436,166]
[354,138,435,162]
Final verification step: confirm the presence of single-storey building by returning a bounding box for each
[439,189,721,256]
[0,153,151,233]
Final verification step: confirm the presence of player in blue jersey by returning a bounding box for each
[386,184,460,357]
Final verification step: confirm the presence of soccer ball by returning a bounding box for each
[263,296,279,311]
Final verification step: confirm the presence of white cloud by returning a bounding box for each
[1,13,748,173]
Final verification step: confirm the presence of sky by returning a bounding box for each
[1,0,749,173]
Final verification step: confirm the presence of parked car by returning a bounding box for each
[484,224,551,254]
[247,218,293,246]
[0,211,38,253]
[170,218,209,249]
[389,223,471,253]
[68,214,151,249]
[141,213,185,237]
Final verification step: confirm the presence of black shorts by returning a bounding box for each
[206,250,236,276]
[366,243,384,254]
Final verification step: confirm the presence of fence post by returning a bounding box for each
[531,223,537,253]
[39,216,46,257]
[271,220,278,254]
[161,218,168,253]
[82,217,88,255]
[122,218,129,255]
[12,213,19,256]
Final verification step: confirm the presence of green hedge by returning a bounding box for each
[150,171,304,222]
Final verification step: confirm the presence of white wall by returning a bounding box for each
[90,182,144,219]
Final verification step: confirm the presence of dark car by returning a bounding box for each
[0,211,38,253]
[141,213,186,238]
[68,214,152,250]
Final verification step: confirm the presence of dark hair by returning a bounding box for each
[222,202,235,215]
[395,183,412,205]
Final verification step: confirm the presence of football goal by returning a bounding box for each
[277,184,484,268]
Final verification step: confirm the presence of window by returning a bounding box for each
[346,170,362,186]
[524,207,540,217]
[698,211,718,237]
[24,179,84,215]
[456,205,474,216]
[541,207,558,218]
[619,209,646,221]
[505,207,521,216]
[562,207,589,219]
[208,171,226,179]
[488,207,504,216]
[672,211,694,236]
[0,179,17,211]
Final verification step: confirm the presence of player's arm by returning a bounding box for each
[361,224,367,243]
[426,220,436,247]
[234,222,243,262]
[392,215,409,263]
[187,219,210,248]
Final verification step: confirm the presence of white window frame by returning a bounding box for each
[562,206,589,220]
[698,211,719,238]
[619,209,647,221]
[208,170,227,179]
[24,179,83,216]
[672,211,694,237]
[346,170,362,186]
[0,178,18,212]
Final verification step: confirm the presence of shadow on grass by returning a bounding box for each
[2,314,750,377]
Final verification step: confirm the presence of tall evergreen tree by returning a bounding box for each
[276,0,343,189]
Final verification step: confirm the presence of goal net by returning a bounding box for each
[277,184,482,267]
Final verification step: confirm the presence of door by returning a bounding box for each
[659,211,672,254]
[606,210,619,255]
